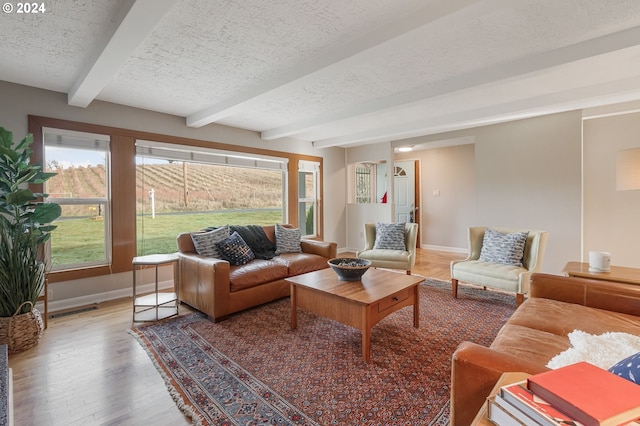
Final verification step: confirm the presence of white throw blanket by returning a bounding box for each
[546,330,640,370]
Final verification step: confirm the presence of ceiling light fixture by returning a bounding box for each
[397,146,413,152]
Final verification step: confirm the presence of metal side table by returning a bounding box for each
[132,253,179,322]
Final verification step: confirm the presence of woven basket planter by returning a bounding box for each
[0,301,44,353]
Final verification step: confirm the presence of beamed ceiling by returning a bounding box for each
[2,0,640,148]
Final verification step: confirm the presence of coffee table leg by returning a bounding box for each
[362,327,371,363]
[290,283,297,330]
[413,285,420,328]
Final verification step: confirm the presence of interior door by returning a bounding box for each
[394,161,415,223]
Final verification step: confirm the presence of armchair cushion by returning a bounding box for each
[479,228,529,267]
[373,222,406,250]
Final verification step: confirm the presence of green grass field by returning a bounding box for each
[50,209,283,266]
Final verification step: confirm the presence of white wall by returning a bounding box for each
[390,111,583,274]
[583,112,640,268]
[0,81,346,309]
[396,143,476,251]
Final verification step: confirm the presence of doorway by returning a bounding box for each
[394,160,420,246]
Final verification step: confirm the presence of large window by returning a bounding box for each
[355,164,373,203]
[43,128,111,270]
[136,140,288,255]
[29,115,324,282]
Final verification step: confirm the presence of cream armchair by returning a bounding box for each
[356,222,419,274]
[450,227,548,306]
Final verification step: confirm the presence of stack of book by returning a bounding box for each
[487,362,640,426]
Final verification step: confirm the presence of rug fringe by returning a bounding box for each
[128,328,205,426]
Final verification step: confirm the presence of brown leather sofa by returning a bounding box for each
[176,225,337,322]
[450,273,640,425]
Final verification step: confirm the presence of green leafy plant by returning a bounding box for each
[0,127,61,317]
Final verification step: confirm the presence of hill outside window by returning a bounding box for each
[43,128,111,270]
[135,140,288,256]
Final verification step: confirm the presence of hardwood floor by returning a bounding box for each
[8,248,463,426]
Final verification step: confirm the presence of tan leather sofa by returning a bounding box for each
[176,225,337,322]
[450,273,640,426]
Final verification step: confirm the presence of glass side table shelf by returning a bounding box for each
[132,253,179,322]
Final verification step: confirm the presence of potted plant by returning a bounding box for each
[0,127,61,353]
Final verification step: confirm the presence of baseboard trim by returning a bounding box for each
[36,280,175,315]
[421,244,467,254]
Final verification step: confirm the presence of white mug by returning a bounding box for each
[589,251,611,272]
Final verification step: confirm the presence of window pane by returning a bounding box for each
[136,158,285,256]
[49,204,107,267]
[355,166,372,203]
[298,172,314,199]
[297,169,317,237]
[45,147,107,198]
[298,201,315,236]
[44,137,110,270]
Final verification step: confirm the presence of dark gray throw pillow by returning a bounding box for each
[215,231,255,265]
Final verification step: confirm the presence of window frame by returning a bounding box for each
[28,115,324,283]
[298,160,320,238]
[43,128,112,270]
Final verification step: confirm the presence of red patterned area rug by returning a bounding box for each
[130,278,515,425]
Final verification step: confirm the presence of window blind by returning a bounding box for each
[136,140,288,171]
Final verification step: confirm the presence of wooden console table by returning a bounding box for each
[562,261,640,285]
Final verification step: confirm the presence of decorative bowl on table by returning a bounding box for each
[328,258,372,281]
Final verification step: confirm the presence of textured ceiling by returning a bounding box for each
[2,0,640,148]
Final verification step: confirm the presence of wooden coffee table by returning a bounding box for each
[286,268,423,362]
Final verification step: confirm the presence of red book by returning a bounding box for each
[527,361,640,426]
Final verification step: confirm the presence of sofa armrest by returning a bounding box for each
[300,239,337,258]
[451,341,549,426]
[177,253,231,320]
[530,273,640,316]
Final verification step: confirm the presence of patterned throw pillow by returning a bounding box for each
[478,228,529,266]
[373,222,406,250]
[275,224,302,254]
[191,225,230,258]
[215,231,255,265]
[609,352,640,385]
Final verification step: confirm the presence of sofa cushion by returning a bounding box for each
[507,298,640,337]
[273,252,329,276]
[490,323,571,367]
[373,222,406,250]
[229,259,288,292]
[275,224,302,254]
[191,225,230,258]
[479,228,528,266]
[216,231,255,265]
